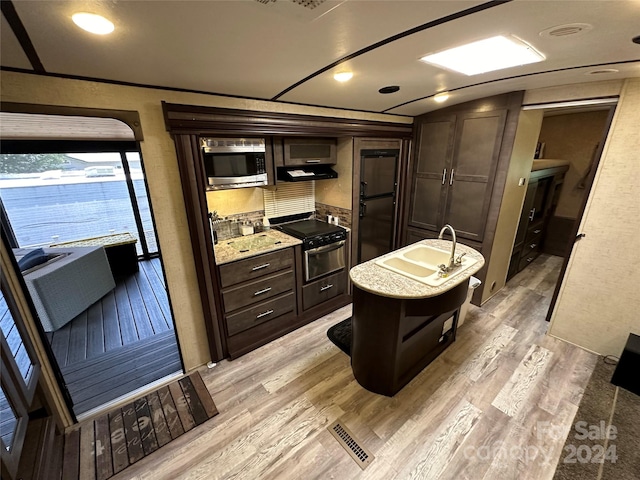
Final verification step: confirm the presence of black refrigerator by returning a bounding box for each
[358,149,399,263]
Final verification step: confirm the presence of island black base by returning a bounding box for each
[351,280,468,396]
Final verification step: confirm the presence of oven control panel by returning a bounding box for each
[304,229,347,250]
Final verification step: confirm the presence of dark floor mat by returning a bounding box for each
[327,317,352,356]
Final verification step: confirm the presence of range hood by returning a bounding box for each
[277,165,338,182]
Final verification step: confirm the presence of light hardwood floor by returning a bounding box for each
[111,254,596,480]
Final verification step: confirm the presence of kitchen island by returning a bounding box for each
[349,239,484,396]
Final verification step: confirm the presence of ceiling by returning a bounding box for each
[2,0,639,117]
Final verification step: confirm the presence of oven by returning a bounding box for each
[275,219,347,284]
[305,240,346,282]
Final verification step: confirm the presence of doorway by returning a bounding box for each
[0,137,182,418]
[508,103,616,320]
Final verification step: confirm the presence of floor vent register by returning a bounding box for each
[327,420,374,470]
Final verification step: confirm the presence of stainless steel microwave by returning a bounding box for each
[201,137,268,190]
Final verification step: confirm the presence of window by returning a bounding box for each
[0,147,158,257]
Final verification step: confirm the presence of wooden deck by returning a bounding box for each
[44,258,172,366]
[1,258,182,416]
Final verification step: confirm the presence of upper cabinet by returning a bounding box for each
[409,109,507,243]
[280,137,337,166]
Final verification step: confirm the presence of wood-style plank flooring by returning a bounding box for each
[103,254,597,480]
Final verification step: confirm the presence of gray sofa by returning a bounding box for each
[14,247,115,332]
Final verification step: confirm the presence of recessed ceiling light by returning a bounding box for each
[419,35,544,76]
[72,12,114,35]
[333,71,353,82]
[379,85,400,94]
[434,92,450,103]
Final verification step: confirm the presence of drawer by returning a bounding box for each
[518,252,539,271]
[302,270,346,311]
[222,269,294,313]
[525,224,544,242]
[219,248,294,288]
[520,236,541,259]
[225,291,295,336]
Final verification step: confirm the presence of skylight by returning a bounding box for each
[420,35,545,76]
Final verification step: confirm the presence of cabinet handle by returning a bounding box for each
[256,309,274,319]
[527,257,534,263]
[305,159,321,164]
[252,263,270,271]
[441,169,447,185]
[529,243,537,249]
[449,168,455,186]
[254,287,272,296]
[534,229,542,234]
[320,284,334,292]
[529,208,536,221]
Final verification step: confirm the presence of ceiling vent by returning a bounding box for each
[540,23,593,38]
[253,0,346,20]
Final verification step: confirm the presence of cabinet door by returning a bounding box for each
[408,117,456,231]
[445,110,507,242]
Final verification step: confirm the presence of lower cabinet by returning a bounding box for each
[219,248,297,358]
[302,270,346,311]
[217,246,350,358]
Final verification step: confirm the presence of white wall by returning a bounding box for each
[549,78,640,356]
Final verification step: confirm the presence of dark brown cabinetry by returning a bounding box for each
[351,281,468,396]
[401,92,524,306]
[219,248,297,357]
[508,165,568,280]
[408,109,507,243]
[281,137,337,166]
[302,270,346,311]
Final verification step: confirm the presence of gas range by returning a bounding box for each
[275,219,347,251]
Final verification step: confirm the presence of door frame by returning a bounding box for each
[545,105,617,321]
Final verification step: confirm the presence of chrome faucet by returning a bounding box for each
[438,224,457,272]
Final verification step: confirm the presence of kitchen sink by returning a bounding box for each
[375,243,477,287]
[377,257,437,279]
[402,244,452,266]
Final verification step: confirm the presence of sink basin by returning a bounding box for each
[402,244,452,266]
[375,243,477,287]
[377,257,437,279]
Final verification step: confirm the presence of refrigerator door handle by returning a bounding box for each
[359,202,367,218]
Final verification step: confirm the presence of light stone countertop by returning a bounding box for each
[349,239,485,299]
[214,229,301,265]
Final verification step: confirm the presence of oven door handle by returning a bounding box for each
[307,240,345,256]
